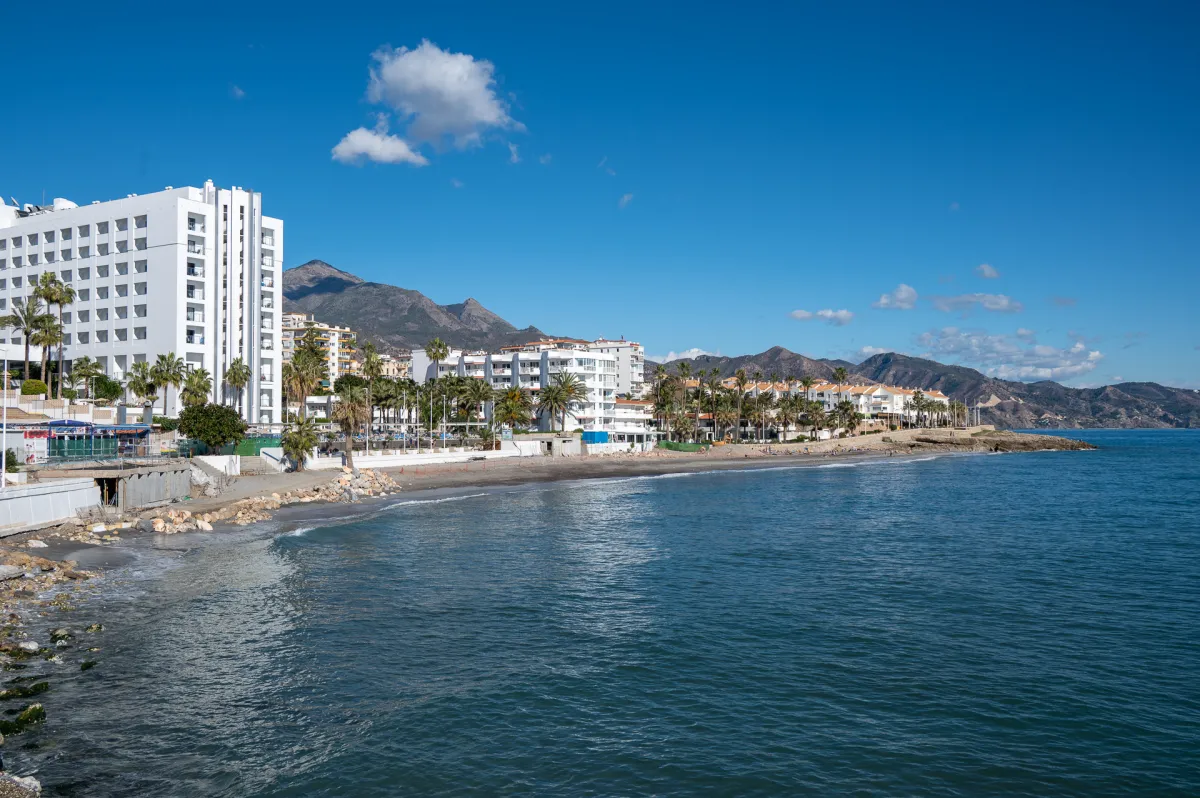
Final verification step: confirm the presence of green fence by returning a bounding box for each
[177,436,282,457]
[49,437,119,459]
[656,441,710,453]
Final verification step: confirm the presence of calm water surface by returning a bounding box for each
[14,431,1200,796]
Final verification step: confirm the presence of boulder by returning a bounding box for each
[0,566,25,581]
[16,642,39,653]
[25,540,47,549]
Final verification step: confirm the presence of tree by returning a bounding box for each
[224,357,252,416]
[151,353,186,417]
[733,369,749,442]
[37,274,75,399]
[361,342,383,428]
[30,315,61,388]
[0,297,53,380]
[19,379,49,397]
[805,400,827,440]
[552,371,587,432]
[93,375,123,404]
[126,361,157,408]
[70,356,103,399]
[910,390,926,428]
[493,386,533,429]
[181,368,213,408]
[281,417,319,471]
[776,395,800,440]
[460,378,494,437]
[332,382,370,469]
[178,403,248,451]
[425,337,450,381]
[800,376,815,402]
[835,399,861,436]
[833,366,849,384]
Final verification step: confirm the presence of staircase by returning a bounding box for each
[239,455,275,476]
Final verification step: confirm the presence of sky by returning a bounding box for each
[3,1,1199,387]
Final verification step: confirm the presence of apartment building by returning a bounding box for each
[411,339,656,438]
[0,182,282,421]
[281,312,358,387]
[588,337,647,398]
[378,353,410,379]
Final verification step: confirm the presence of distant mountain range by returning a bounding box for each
[282,261,549,352]
[283,264,1197,429]
[644,349,1200,429]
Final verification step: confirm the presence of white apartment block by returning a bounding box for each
[411,338,655,440]
[589,337,647,398]
[0,181,282,422]
[281,312,357,387]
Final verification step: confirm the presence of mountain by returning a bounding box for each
[282,261,549,352]
[646,348,1199,429]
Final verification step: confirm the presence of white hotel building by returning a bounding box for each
[411,339,656,442]
[0,182,282,422]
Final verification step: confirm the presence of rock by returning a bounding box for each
[152,518,167,533]
[90,524,106,534]
[16,642,39,653]
[81,660,97,671]
[0,567,24,582]
[85,623,103,633]
[25,541,47,549]
[49,629,71,642]
[136,519,156,533]
[0,774,42,796]
[195,520,214,532]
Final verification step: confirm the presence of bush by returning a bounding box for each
[62,388,79,401]
[5,449,19,473]
[153,415,180,432]
[889,425,898,431]
[20,379,48,397]
[93,375,122,404]
[178,404,247,450]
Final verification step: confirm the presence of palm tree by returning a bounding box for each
[834,399,860,436]
[805,400,827,441]
[332,382,370,469]
[553,371,587,432]
[35,275,76,399]
[733,368,749,442]
[31,315,61,388]
[537,382,565,431]
[150,353,186,417]
[833,366,849,384]
[71,356,103,399]
[460,378,495,439]
[776,395,800,441]
[282,417,320,471]
[0,297,53,380]
[224,356,252,416]
[425,337,450,381]
[705,370,723,441]
[127,361,157,409]
[181,368,213,407]
[361,342,383,429]
[693,368,708,440]
[800,376,815,403]
[910,390,926,428]
[493,386,534,430]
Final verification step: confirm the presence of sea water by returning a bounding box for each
[13,431,1200,796]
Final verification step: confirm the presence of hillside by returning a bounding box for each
[282,261,549,352]
[647,349,1198,429]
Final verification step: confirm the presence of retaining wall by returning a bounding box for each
[0,478,101,536]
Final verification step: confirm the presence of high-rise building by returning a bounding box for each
[281,312,358,387]
[588,338,646,398]
[0,182,283,422]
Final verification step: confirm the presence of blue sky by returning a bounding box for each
[4,1,1199,387]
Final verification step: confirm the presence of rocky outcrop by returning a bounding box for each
[908,431,1096,452]
[0,774,42,797]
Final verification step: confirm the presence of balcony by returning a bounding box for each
[188,220,206,233]
[262,298,274,309]
[262,236,275,247]
[186,311,204,323]
[262,257,275,268]
[186,334,205,345]
[259,374,272,384]
[186,289,204,300]
[261,277,274,288]
[186,243,203,255]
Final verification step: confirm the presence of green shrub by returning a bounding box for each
[62,388,79,401]
[889,425,898,431]
[93,375,122,403]
[5,449,19,473]
[178,404,248,451]
[153,415,180,432]
[20,379,48,397]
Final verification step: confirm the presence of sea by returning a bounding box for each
[9,430,1200,796]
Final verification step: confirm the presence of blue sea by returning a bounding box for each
[13,431,1200,796]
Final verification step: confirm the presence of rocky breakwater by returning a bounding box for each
[902,430,1097,453]
[140,467,402,533]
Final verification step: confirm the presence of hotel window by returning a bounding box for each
[11,257,20,267]
[11,238,21,249]
[117,284,129,297]
[97,308,109,321]
[27,234,38,245]
[61,249,72,260]
[116,328,128,341]
[45,252,56,263]
[78,310,90,322]
[12,277,21,288]
[0,240,5,250]
[79,267,90,280]
[78,246,89,258]
[133,282,146,296]
[78,332,89,344]
[97,264,109,278]
[117,262,129,275]
[134,215,147,229]
[97,221,108,234]
[134,304,147,318]
[134,327,147,340]
[116,306,128,319]
[28,254,38,266]
[45,230,55,243]
[60,270,71,282]
[0,259,5,270]
[97,286,109,299]
[117,240,129,253]
[97,243,109,256]
[96,330,108,343]
[116,218,128,232]
[61,228,71,241]
[62,333,71,345]
[78,225,89,237]
[78,288,89,300]
[134,260,147,273]
[62,312,71,324]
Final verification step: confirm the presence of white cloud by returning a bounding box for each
[872,283,918,310]
[597,156,616,176]
[856,345,891,360]
[647,348,718,363]
[538,153,552,165]
[791,309,854,326]
[916,326,1103,382]
[450,178,463,188]
[366,40,520,148]
[230,85,246,100]
[331,120,430,166]
[931,293,1023,314]
[619,193,634,208]
[1016,327,1037,342]
[508,142,520,163]
[976,263,1000,279]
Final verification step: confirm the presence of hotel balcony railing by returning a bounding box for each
[261,278,274,288]
[186,312,204,322]
[262,258,275,268]
[186,267,204,277]
[263,299,274,309]
[188,222,206,233]
[259,375,272,383]
[262,236,275,247]
[186,335,205,345]
[186,291,204,300]
[186,243,203,254]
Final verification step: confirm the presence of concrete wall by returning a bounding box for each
[0,478,100,536]
[582,441,653,456]
[119,466,191,510]
[195,455,241,476]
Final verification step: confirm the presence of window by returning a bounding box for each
[97,221,109,234]
[133,282,146,296]
[60,270,71,282]
[62,333,71,345]
[96,330,108,343]
[97,243,109,256]
[97,287,109,299]
[135,238,146,251]
[78,332,89,344]
[0,279,5,289]
[116,328,128,341]
[78,288,89,301]
[27,233,38,245]
[117,284,129,297]
[78,267,90,280]
[79,246,89,258]
[134,260,147,273]
[61,228,72,241]
[134,304,147,318]
[29,254,39,266]
[0,259,5,270]
[12,238,21,249]
[78,310,90,322]
[12,277,21,288]
[97,264,109,278]
[116,306,128,319]
[116,262,129,275]
[45,252,56,263]
[0,240,5,250]
[134,327,147,340]
[116,218,128,232]
[97,308,109,321]
[78,225,90,237]
[45,231,55,243]
[11,256,21,267]
[61,249,72,260]
[117,240,129,253]
[134,215,147,229]
[62,312,71,324]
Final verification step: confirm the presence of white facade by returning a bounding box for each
[281,312,357,387]
[588,338,647,398]
[0,182,282,422]
[412,339,640,434]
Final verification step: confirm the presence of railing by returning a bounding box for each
[186,243,203,254]
[186,313,204,322]
[261,278,274,288]
[186,266,204,277]
[188,222,206,233]
[262,257,274,268]
[262,236,275,247]
[186,336,205,345]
